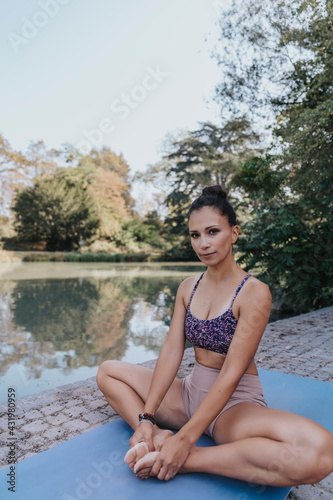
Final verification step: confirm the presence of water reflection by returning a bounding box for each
[0,265,201,402]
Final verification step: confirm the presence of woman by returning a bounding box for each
[96,185,333,485]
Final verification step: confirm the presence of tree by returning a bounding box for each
[0,135,60,218]
[214,0,313,127]
[166,119,260,223]
[0,134,28,215]
[139,118,261,258]
[114,211,166,251]
[88,167,131,239]
[274,0,333,192]
[234,154,332,311]
[12,167,99,250]
[74,146,136,240]
[79,146,135,210]
[26,140,58,178]
[1,137,141,251]
[224,0,333,311]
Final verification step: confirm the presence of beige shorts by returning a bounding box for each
[182,360,267,438]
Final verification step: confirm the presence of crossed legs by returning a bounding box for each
[96,360,187,450]
[96,360,333,486]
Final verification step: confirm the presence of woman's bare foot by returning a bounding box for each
[124,442,149,470]
[124,428,173,474]
[134,444,197,480]
[134,451,160,480]
[152,428,174,451]
[133,429,174,479]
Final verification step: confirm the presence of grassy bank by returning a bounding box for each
[21,252,154,263]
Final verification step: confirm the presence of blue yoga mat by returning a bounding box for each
[0,369,332,500]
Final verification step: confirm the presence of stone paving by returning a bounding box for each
[0,306,332,499]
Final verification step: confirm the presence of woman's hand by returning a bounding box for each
[129,422,155,452]
[150,433,191,481]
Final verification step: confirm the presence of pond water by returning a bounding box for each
[0,261,291,404]
[0,262,206,403]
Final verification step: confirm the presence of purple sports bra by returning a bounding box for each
[184,273,251,355]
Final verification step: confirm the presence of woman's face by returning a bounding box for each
[188,206,239,265]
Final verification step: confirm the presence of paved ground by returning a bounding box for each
[0,306,332,499]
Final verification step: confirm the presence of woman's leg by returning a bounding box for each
[183,403,333,486]
[135,403,333,486]
[96,360,188,448]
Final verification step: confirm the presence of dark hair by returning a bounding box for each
[187,185,236,227]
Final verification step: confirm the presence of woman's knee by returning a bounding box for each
[96,360,121,389]
[307,429,333,484]
[287,427,333,484]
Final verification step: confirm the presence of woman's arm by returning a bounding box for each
[129,279,188,449]
[152,279,272,480]
[143,283,187,414]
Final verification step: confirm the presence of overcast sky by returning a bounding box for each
[1,0,225,189]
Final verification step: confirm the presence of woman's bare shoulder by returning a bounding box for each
[243,275,272,304]
[177,274,203,306]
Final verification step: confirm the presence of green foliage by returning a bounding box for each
[274,2,333,193]
[164,119,260,226]
[113,211,166,251]
[22,252,152,262]
[12,167,99,251]
[231,156,289,204]
[2,139,137,250]
[214,0,316,123]
[22,253,52,262]
[64,252,150,262]
[166,120,260,257]
[78,146,135,210]
[236,166,332,310]
[229,0,333,311]
[138,119,261,258]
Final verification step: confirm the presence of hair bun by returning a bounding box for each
[202,184,228,198]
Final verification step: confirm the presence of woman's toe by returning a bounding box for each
[124,442,149,468]
[134,451,160,475]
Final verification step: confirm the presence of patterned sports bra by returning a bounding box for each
[184,273,251,355]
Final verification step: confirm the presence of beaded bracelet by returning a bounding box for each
[138,412,156,426]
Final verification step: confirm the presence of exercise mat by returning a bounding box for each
[1,369,332,500]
